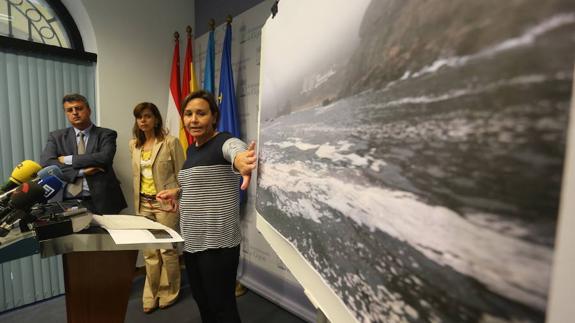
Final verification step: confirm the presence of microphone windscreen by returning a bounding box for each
[10,182,45,210]
[0,209,28,236]
[10,160,42,184]
[3,209,27,223]
[37,175,64,202]
[37,165,64,181]
[0,181,18,193]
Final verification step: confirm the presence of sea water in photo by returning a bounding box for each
[256,1,575,322]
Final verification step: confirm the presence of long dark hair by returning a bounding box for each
[132,102,167,148]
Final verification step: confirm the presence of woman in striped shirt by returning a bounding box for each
[157,90,256,323]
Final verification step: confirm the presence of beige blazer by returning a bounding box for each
[129,135,185,213]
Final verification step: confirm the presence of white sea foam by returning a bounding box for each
[268,138,375,169]
[383,74,553,108]
[259,159,552,311]
[265,137,320,150]
[313,102,337,115]
[370,160,387,172]
[315,143,369,167]
[408,13,575,79]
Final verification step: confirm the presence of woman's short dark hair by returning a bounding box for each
[132,102,167,148]
[181,90,220,129]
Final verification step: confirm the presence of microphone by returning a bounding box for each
[37,165,63,181]
[0,160,42,193]
[8,182,45,209]
[0,182,45,236]
[0,165,63,204]
[0,209,27,237]
[37,175,64,203]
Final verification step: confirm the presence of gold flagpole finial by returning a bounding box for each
[209,19,215,31]
[173,31,179,41]
[186,25,192,38]
[226,15,233,24]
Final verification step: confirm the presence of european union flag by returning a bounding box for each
[203,29,215,95]
[217,22,239,138]
[217,21,246,202]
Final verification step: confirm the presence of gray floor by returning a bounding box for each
[0,274,307,323]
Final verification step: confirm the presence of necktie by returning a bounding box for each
[66,132,85,196]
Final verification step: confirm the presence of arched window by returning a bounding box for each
[0,0,90,56]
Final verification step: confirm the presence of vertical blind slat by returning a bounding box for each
[0,50,95,313]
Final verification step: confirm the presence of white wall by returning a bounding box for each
[64,0,195,214]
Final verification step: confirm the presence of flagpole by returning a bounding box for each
[203,19,216,95]
[182,25,196,144]
[173,30,180,103]
[186,25,192,44]
[186,25,199,92]
[173,31,179,45]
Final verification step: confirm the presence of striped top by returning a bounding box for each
[177,132,247,253]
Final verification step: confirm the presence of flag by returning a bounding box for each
[182,27,198,144]
[182,27,199,97]
[217,20,245,202]
[165,33,188,152]
[217,22,239,137]
[203,27,215,95]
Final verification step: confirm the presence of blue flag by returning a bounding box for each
[217,22,246,202]
[203,29,215,95]
[217,23,239,138]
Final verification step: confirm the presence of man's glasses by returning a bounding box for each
[64,106,86,113]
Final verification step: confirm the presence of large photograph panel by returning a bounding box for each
[256,0,575,322]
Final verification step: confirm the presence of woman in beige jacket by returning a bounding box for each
[129,102,185,313]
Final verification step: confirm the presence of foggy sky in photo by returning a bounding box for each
[261,0,370,111]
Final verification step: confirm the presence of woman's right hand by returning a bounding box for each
[156,188,180,202]
[156,188,180,212]
[234,141,257,190]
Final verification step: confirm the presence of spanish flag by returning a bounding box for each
[182,26,199,144]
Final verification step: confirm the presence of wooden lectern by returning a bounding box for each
[40,226,178,323]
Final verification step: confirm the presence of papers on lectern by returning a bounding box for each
[92,215,166,230]
[92,215,183,245]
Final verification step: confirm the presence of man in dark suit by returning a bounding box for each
[40,93,127,214]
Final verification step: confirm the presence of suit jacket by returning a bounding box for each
[40,125,127,214]
[129,135,185,213]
